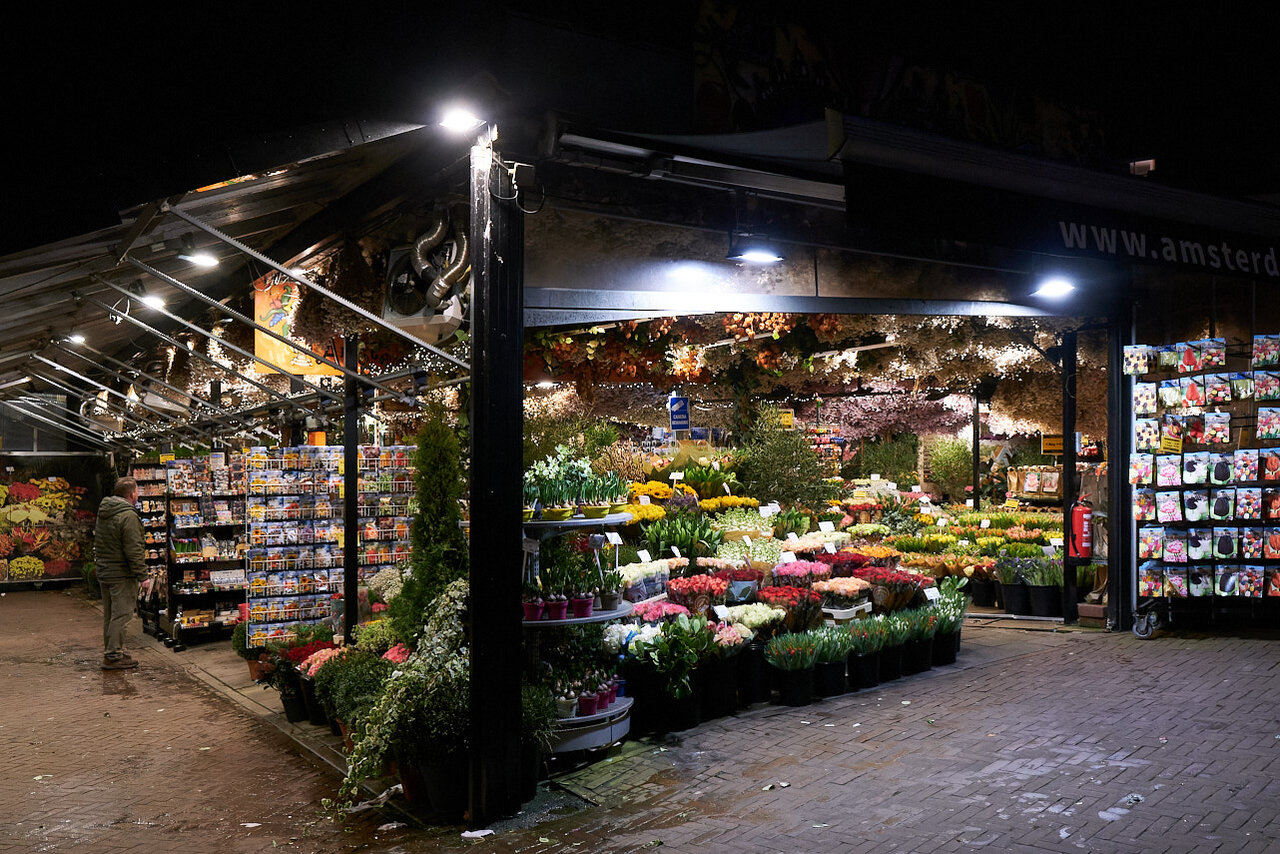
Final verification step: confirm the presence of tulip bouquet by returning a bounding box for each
[763,631,819,670]
[771,559,831,587]
[666,573,730,608]
[812,576,871,608]
[633,600,692,623]
[757,585,823,631]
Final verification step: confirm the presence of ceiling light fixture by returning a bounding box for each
[727,233,784,264]
[66,333,86,345]
[440,106,485,133]
[178,233,218,267]
[1031,276,1076,299]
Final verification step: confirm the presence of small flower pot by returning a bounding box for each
[773,666,814,707]
[577,694,598,716]
[541,507,575,522]
[599,591,623,611]
[570,597,595,618]
[581,504,610,518]
[879,643,904,681]
[545,599,569,620]
[902,637,934,675]
[847,650,880,690]
[521,600,545,621]
[555,697,578,718]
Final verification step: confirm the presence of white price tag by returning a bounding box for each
[887,482,897,491]
[1042,545,1057,557]
[958,539,970,548]
[605,532,624,545]
[1050,537,1064,548]
[742,535,753,548]
[712,461,721,471]
[780,551,797,564]
[910,486,921,493]
[712,605,731,620]
[870,473,881,480]
[965,499,974,507]
[639,495,651,505]
[819,521,835,533]
[637,549,652,563]
[769,502,782,514]
[759,506,770,517]
[670,471,684,481]
[980,519,991,529]
[924,587,941,602]
[786,532,799,542]
[936,518,947,527]
[823,542,837,554]
[671,546,682,558]
[724,483,732,495]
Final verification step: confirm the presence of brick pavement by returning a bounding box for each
[3,590,1279,854]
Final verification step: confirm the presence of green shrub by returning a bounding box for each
[924,436,974,500]
[738,407,838,510]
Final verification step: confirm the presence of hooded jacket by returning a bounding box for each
[94,495,146,581]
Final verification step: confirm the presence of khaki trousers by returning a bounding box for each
[100,577,141,657]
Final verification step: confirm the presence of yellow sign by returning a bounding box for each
[1004,498,1020,508]
[1159,434,1183,455]
[1041,434,1064,455]
[159,453,176,463]
[778,409,795,429]
[253,274,342,375]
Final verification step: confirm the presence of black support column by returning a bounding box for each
[343,334,360,644]
[1061,329,1079,623]
[971,393,981,511]
[1107,303,1133,632]
[468,130,524,824]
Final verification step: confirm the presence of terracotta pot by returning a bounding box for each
[246,659,265,681]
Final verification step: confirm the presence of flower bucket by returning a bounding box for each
[902,637,933,675]
[847,651,880,690]
[737,641,769,706]
[1027,584,1063,618]
[422,755,469,822]
[577,694,599,716]
[773,666,813,707]
[932,630,959,666]
[522,507,534,523]
[813,660,847,697]
[696,656,736,721]
[545,599,569,620]
[299,676,329,726]
[968,579,996,608]
[570,597,594,618]
[555,697,577,718]
[522,601,545,621]
[280,691,308,723]
[879,643,904,681]
[1001,581,1031,615]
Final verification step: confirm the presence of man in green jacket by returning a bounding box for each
[95,477,146,670]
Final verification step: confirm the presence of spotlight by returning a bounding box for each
[66,334,86,345]
[1031,277,1075,298]
[727,233,783,264]
[178,234,218,267]
[440,106,484,133]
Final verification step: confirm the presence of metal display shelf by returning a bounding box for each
[521,512,634,531]
[548,697,633,752]
[522,601,633,628]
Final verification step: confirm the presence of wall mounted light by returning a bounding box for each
[1031,276,1075,298]
[727,232,784,264]
[178,233,218,268]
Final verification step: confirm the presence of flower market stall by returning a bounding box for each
[0,453,111,588]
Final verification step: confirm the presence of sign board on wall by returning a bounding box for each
[253,274,342,375]
[668,396,690,431]
[1041,434,1064,455]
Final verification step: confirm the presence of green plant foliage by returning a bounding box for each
[810,625,855,663]
[771,507,811,538]
[231,620,263,661]
[631,614,716,698]
[844,433,919,485]
[315,650,394,732]
[764,631,820,670]
[924,436,974,500]
[642,509,725,560]
[738,407,839,510]
[521,683,558,752]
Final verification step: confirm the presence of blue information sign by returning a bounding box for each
[668,396,690,431]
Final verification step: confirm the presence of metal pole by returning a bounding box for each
[1061,329,1079,624]
[27,368,150,428]
[971,393,981,512]
[1108,287,1135,632]
[63,340,222,412]
[80,294,296,406]
[95,279,341,403]
[122,260,414,403]
[342,335,360,645]
[0,399,117,449]
[6,392,126,444]
[30,355,211,438]
[52,344,215,422]
[162,204,471,372]
[467,129,524,824]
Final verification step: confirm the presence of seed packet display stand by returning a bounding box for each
[163,455,248,651]
[132,463,171,637]
[1125,337,1280,637]
[522,513,634,753]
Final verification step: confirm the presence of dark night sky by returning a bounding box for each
[5,2,1280,254]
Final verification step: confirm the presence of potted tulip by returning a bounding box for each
[599,568,624,612]
[764,631,819,706]
[521,582,545,621]
[847,616,885,690]
[569,565,595,618]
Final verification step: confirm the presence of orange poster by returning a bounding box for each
[252,276,342,375]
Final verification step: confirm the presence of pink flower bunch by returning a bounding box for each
[381,643,411,664]
[666,574,729,598]
[772,560,832,585]
[713,621,747,649]
[300,645,346,677]
[633,601,691,622]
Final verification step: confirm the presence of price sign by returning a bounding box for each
[712,605,731,620]
[671,546,682,558]
[786,532,799,542]
[724,483,732,495]
[980,519,991,529]
[965,499,974,507]
[669,471,684,481]
[1050,537,1064,548]
[818,521,835,533]
[823,542,837,554]
[1159,434,1183,455]
[743,535,753,548]
[1042,545,1057,557]
[887,482,897,491]
[853,490,869,500]
[923,587,941,602]
[870,473,881,481]
[1004,498,1020,508]
[637,549,652,563]
[958,539,970,548]
[639,495,651,505]
[1041,434,1064,455]
[780,551,798,563]
[936,518,947,527]
[160,453,176,463]
[605,532,624,546]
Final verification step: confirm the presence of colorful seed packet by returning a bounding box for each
[1182,452,1209,484]
[1256,372,1280,401]
[1267,529,1280,560]
[1187,528,1214,561]
[1188,569,1214,597]
[1199,338,1227,368]
[1155,455,1182,487]
[1268,568,1280,597]
[1235,449,1260,482]
[1231,372,1255,400]
[1183,489,1210,522]
[1123,345,1153,375]
[1209,452,1235,485]
[1129,453,1154,485]
[1213,527,1238,559]
[1238,565,1265,597]
[1257,407,1280,440]
[1133,489,1156,521]
[1237,487,1263,520]
[1161,415,1185,443]
[1138,528,1164,560]
[1264,488,1280,520]
[1241,528,1265,559]
[1253,334,1280,367]
[1209,487,1235,520]
[1203,412,1231,445]
[1132,382,1158,416]
[1138,562,1164,597]
[1182,376,1206,408]
[1176,341,1203,373]
[1158,379,1183,409]
[1204,373,1232,405]
[1136,419,1160,451]
[1262,449,1280,481]
[1165,568,1190,597]
[1163,530,1187,563]
[1184,414,1206,444]
[1157,491,1183,523]
[1215,566,1239,596]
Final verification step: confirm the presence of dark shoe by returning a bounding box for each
[102,654,139,670]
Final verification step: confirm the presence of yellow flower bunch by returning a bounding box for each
[913,512,936,525]
[622,502,666,524]
[630,481,673,500]
[857,545,901,560]
[698,495,761,512]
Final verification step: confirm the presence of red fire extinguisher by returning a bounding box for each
[1069,495,1093,559]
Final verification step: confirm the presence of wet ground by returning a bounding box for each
[3,590,1278,853]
